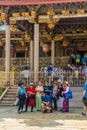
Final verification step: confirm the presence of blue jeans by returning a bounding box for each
[18,98,25,112]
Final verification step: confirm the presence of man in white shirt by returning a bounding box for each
[21,67,30,86]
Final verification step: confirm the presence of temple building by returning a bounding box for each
[0,0,87,82]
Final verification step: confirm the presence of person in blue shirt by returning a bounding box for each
[82,78,87,116]
[81,57,87,65]
[47,64,53,76]
[41,91,52,113]
[43,81,52,96]
[16,83,26,114]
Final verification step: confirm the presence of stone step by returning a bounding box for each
[5,95,16,98]
[3,97,16,101]
[0,100,14,104]
[8,89,17,93]
[0,103,14,106]
[5,93,16,96]
[9,87,17,89]
[9,88,17,90]
[0,86,18,106]
[7,91,16,94]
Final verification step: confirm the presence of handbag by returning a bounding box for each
[65,90,73,99]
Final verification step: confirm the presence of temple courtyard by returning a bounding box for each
[0,106,87,130]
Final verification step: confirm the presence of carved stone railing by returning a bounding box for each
[11,58,30,69]
[0,58,30,71]
[0,71,85,87]
[0,56,69,71]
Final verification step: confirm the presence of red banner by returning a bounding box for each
[0,0,86,6]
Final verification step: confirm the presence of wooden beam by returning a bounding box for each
[0,0,86,6]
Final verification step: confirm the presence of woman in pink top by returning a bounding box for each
[62,81,69,112]
[36,81,43,111]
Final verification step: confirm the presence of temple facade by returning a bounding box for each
[0,0,87,83]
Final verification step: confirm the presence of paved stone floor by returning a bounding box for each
[0,106,87,130]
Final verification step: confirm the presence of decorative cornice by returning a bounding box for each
[0,0,86,6]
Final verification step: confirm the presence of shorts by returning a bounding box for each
[82,97,87,107]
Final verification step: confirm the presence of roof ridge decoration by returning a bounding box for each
[0,0,86,6]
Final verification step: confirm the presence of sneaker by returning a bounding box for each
[23,110,27,112]
[42,110,47,113]
[50,109,53,113]
[59,109,63,112]
[17,111,21,114]
[81,112,86,116]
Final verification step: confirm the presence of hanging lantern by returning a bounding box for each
[0,17,2,23]
[43,44,49,52]
[0,42,2,46]
[63,40,69,47]
[40,41,44,47]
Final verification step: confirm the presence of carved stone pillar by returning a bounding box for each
[30,40,34,71]
[51,40,55,65]
[34,23,39,83]
[5,25,10,84]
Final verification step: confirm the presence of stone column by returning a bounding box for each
[34,24,39,83]
[5,25,10,85]
[51,40,55,65]
[30,40,34,71]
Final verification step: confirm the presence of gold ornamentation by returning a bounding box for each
[12,13,20,17]
[54,35,63,41]
[0,13,6,23]
[47,7,60,29]
[77,9,84,14]
[10,20,16,25]
[1,13,6,20]
[48,22,55,29]
[31,11,36,18]
[21,12,29,17]
[24,32,30,42]
[62,10,69,15]
[11,25,17,32]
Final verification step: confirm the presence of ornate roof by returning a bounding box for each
[0,0,86,6]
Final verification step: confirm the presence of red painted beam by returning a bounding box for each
[0,0,86,6]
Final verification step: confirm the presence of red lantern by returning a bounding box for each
[63,41,69,47]
[43,44,49,52]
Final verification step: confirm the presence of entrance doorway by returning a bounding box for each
[16,52,25,57]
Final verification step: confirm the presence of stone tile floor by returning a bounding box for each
[0,106,87,130]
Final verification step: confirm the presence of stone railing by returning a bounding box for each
[0,71,85,87]
[0,56,69,71]
[0,58,30,71]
